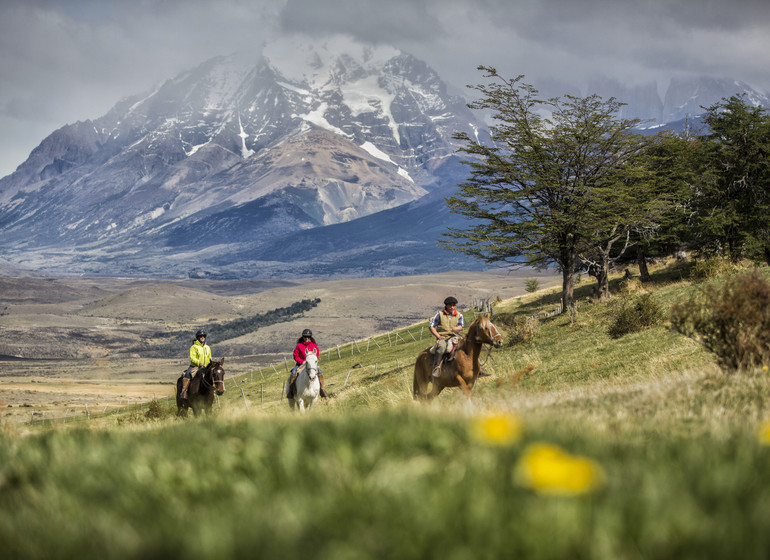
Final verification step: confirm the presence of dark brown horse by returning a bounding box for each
[413,315,503,400]
[176,359,226,417]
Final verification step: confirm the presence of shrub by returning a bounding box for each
[670,270,770,371]
[524,278,540,293]
[145,399,170,420]
[607,293,662,339]
[689,256,735,282]
[506,315,539,347]
[618,277,643,295]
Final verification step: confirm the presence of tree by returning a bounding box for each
[443,68,648,311]
[627,132,699,281]
[692,95,770,263]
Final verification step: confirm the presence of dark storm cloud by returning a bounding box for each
[280,0,442,42]
[1,0,769,178]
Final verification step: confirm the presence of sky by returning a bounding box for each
[1,0,769,178]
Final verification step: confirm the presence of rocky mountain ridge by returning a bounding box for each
[1,36,767,279]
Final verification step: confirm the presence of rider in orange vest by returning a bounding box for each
[428,296,464,377]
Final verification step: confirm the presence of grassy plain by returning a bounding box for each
[3,263,770,558]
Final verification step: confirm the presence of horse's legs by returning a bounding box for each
[298,398,306,413]
[455,374,473,398]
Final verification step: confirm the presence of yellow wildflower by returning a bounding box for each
[758,421,770,445]
[763,366,769,371]
[514,443,606,496]
[470,412,523,446]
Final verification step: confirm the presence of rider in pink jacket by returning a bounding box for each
[287,328,328,398]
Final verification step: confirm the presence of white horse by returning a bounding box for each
[288,350,320,413]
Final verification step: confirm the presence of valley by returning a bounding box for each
[0,268,559,425]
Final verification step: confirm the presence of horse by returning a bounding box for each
[288,350,320,413]
[176,359,226,417]
[413,314,503,400]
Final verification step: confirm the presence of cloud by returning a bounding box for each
[0,0,769,178]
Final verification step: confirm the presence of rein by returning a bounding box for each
[470,320,502,367]
[200,365,224,391]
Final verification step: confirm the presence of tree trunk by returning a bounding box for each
[637,246,651,282]
[597,259,610,301]
[560,249,577,313]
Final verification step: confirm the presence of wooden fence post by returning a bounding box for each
[344,370,352,387]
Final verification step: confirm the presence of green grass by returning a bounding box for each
[4,262,770,558]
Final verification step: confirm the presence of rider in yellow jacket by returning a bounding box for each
[181,329,211,399]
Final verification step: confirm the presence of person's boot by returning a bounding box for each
[431,355,444,377]
[318,373,329,398]
[180,377,191,400]
[286,373,298,398]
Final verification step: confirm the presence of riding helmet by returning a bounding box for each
[195,329,207,338]
[444,296,458,306]
[302,328,313,337]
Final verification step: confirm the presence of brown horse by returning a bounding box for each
[176,359,226,417]
[413,315,503,400]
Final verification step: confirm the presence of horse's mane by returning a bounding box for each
[456,315,490,351]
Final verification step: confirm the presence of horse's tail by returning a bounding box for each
[413,351,431,400]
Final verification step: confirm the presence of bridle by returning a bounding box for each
[470,319,503,366]
[201,363,226,394]
[304,357,318,380]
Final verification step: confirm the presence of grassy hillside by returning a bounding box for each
[3,262,770,559]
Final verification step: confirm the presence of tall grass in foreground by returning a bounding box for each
[5,263,770,558]
[3,409,770,559]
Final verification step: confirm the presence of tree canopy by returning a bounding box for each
[444,71,770,313]
[443,68,652,310]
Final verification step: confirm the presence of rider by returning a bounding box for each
[428,296,464,377]
[181,329,211,399]
[286,328,328,399]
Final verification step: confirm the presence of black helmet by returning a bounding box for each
[444,296,458,306]
[195,329,207,338]
[301,328,313,337]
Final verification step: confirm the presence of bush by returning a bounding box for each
[524,278,540,293]
[617,277,643,295]
[607,293,662,339]
[506,315,539,346]
[145,399,170,420]
[689,256,735,282]
[670,270,770,371]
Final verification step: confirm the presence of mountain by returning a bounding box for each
[588,75,769,125]
[3,36,768,280]
[0,36,488,278]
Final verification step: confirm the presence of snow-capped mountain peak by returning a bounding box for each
[0,36,484,278]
